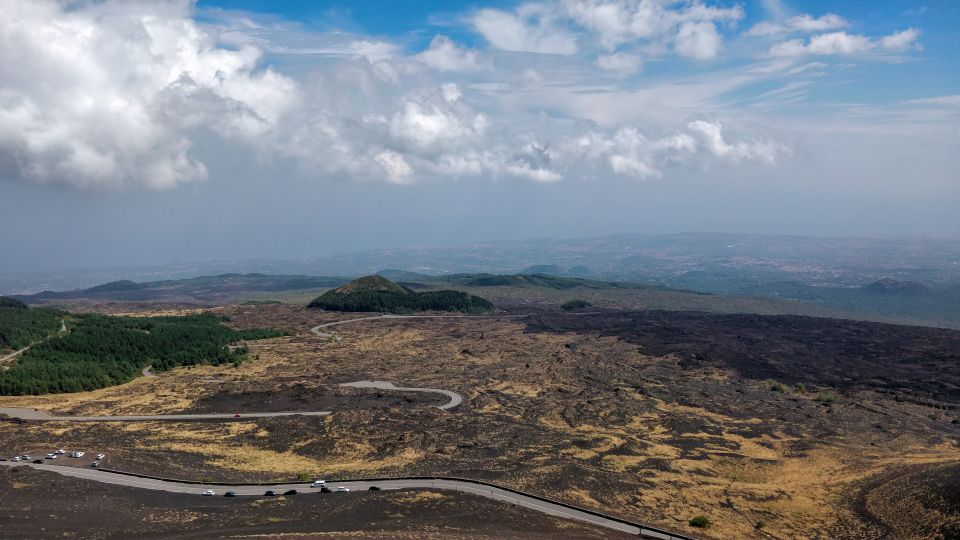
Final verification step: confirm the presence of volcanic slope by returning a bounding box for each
[308,275,494,314]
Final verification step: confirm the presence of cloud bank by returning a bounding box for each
[1,0,940,192]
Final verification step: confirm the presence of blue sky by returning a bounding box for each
[1,1,958,271]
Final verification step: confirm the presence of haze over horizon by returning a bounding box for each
[2,0,958,272]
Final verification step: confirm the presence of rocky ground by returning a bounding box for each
[1,303,958,539]
[0,466,621,539]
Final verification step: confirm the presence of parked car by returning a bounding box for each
[284,489,297,496]
[91,462,99,468]
[202,490,215,496]
[264,490,276,496]
[54,449,65,455]
[368,486,381,491]
[11,456,22,462]
[95,453,105,460]
[336,486,350,493]
[19,455,31,461]
[33,459,44,464]
[310,480,326,487]
[45,453,56,459]
[224,491,236,497]
[319,486,332,493]
[72,451,85,458]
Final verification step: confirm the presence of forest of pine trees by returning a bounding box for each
[0,297,64,350]
[0,310,284,395]
[309,289,494,314]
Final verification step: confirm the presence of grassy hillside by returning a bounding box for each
[0,298,64,351]
[0,313,285,395]
[308,275,494,314]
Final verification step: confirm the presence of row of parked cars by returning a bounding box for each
[201,480,382,497]
[9,449,105,465]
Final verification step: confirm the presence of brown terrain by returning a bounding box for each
[0,466,621,539]
[1,302,958,539]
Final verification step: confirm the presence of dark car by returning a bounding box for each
[368,486,381,491]
[283,489,297,496]
[319,486,332,493]
[33,459,44,464]
[224,491,236,497]
[264,490,276,496]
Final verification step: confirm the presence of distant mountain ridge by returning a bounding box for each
[13,273,351,304]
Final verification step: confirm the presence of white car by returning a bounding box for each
[202,490,215,496]
[54,449,65,455]
[96,453,105,460]
[74,451,85,458]
[336,486,350,493]
[310,480,326,487]
[19,455,31,461]
[11,456,21,462]
[45,453,56,459]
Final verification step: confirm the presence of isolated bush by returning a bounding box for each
[689,515,711,528]
[560,299,592,311]
[816,392,838,404]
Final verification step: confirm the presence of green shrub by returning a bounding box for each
[816,392,838,404]
[560,299,592,311]
[688,515,711,528]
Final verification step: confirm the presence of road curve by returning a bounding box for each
[339,380,462,410]
[309,313,531,339]
[0,462,693,539]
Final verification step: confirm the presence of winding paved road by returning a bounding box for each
[0,379,461,421]
[0,461,692,539]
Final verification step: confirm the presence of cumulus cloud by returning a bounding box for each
[561,0,743,50]
[0,0,296,189]
[565,120,785,179]
[473,0,741,58]
[0,1,795,191]
[471,5,578,54]
[746,13,848,37]
[374,150,413,184]
[675,21,722,59]
[687,120,787,164]
[769,28,921,57]
[416,35,485,71]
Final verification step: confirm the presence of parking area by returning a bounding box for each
[4,448,106,469]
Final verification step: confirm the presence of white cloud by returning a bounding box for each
[375,150,413,184]
[561,0,743,50]
[388,89,489,156]
[595,52,643,75]
[770,28,921,57]
[471,6,578,55]
[564,120,784,179]
[687,120,787,164]
[746,13,848,36]
[675,21,722,60]
[0,0,296,189]
[416,35,484,71]
[906,95,960,107]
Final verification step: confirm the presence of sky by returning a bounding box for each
[1,0,958,272]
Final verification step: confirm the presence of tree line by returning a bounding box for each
[309,289,494,314]
[0,312,284,395]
